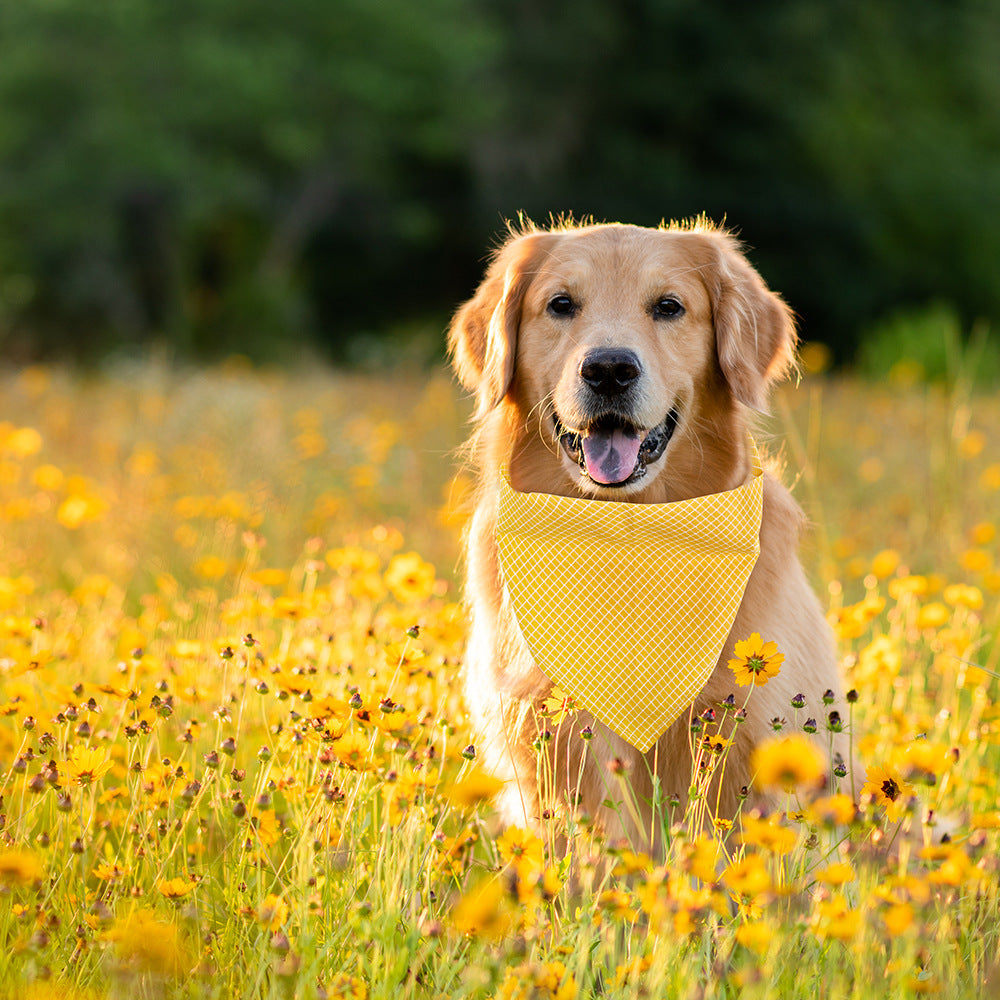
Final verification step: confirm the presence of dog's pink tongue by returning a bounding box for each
[581,427,643,484]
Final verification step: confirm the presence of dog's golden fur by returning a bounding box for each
[449,219,848,849]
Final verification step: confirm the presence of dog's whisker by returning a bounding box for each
[527,396,561,457]
[682,413,712,477]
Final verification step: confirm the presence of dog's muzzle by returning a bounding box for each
[555,408,679,487]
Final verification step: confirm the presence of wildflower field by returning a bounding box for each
[0,358,998,999]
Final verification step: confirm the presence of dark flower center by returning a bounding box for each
[881,778,900,801]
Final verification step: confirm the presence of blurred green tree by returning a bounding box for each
[0,0,496,359]
[1,0,998,363]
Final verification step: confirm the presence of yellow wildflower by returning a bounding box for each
[924,846,977,887]
[32,464,64,491]
[249,568,289,588]
[250,809,281,848]
[862,764,914,822]
[916,602,949,630]
[854,635,902,686]
[327,973,369,1000]
[959,429,985,458]
[0,849,44,886]
[722,855,771,897]
[495,961,577,1000]
[883,902,914,935]
[703,733,732,754]
[613,956,652,988]
[943,583,983,610]
[728,633,784,686]
[900,741,953,780]
[870,549,901,579]
[980,464,1000,491]
[63,745,113,786]
[105,908,189,976]
[808,794,858,827]
[613,850,652,876]
[738,814,798,855]
[597,889,637,922]
[194,555,229,580]
[683,835,720,883]
[5,426,43,457]
[751,734,826,793]
[93,861,129,881]
[971,811,1000,830]
[384,552,436,604]
[888,575,928,600]
[57,489,108,529]
[961,548,992,574]
[735,919,774,955]
[811,894,861,941]
[158,876,199,899]
[969,521,996,545]
[815,861,856,886]
[444,768,504,809]
[496,826,543,871]
[451,879,511,938]
[829,595,886,639]
[329,731,373,771]
[258,893,289,929]
[541,685,579,725]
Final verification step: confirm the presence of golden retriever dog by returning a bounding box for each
[448,219,849,850]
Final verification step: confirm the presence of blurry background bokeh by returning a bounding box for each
[1,0,999,377]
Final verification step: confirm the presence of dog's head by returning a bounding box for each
[449,221,796,499]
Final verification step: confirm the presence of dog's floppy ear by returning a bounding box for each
[448,232,549,418]
[705,233,797,412]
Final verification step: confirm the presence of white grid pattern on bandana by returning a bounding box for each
[496,442,763,752]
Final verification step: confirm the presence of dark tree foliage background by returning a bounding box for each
[1,0,998,364]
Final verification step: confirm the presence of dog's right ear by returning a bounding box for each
[448,232,548,419]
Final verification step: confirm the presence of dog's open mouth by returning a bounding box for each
[555,408,679,487]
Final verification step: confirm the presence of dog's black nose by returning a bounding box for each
[579,349,642,396]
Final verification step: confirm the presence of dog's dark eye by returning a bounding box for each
[653,297,684,320]
[547,294,576,317]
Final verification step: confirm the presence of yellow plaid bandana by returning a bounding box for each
[496,441,763,752]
